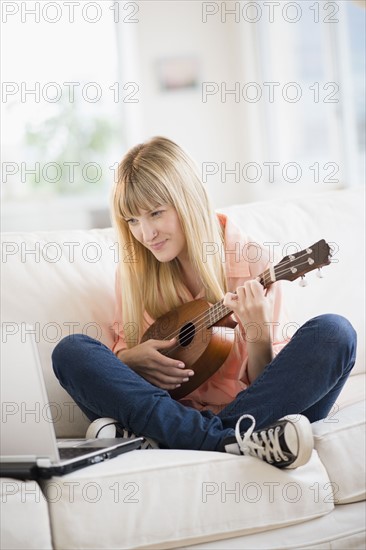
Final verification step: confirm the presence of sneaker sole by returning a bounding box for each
[282,415,314,469]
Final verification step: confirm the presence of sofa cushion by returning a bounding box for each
[312,400,366,504]
[1,228,117,438]
[0,478,53,549]
[41,449,333,549]
[220,187,365,377]
[185,501,366,549]
[336,373,365,411]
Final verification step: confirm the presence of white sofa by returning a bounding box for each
[1,187,365,549]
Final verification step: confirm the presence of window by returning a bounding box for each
[345,0,366,182]
[255,0,365,187]
[2,2,123,203]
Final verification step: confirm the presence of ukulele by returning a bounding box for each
[141,239,332,400]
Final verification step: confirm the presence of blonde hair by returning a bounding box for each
[110,136,227,347]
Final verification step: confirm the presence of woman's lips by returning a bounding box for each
[150,240,167,251]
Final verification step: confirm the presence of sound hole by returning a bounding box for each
[179,322,195,347]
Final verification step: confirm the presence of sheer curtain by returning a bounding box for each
[254,0,364,188]
[2,2,123,230]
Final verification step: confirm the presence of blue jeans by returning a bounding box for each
[52,314,356,451]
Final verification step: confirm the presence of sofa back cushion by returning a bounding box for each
[1,228,117,437]
[1,188,364,437]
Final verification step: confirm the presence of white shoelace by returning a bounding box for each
[235,414,288,463]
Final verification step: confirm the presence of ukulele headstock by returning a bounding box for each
[273,239,332,284]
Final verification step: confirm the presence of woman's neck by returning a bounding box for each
[177,257,203,298]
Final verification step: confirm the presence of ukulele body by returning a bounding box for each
[140,299,235,400]
[140,239,331,400]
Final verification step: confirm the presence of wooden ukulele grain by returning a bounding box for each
[141,299,235,399]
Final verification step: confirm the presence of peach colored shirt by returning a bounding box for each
[111,214,291,414]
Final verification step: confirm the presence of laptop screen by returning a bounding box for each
[1,327,59,462]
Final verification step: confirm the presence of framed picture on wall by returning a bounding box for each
[156,55,200,91]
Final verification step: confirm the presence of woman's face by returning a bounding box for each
[125,204,188,263]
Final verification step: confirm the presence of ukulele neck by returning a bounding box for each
[206,239,331,328]
[206,268,270,328]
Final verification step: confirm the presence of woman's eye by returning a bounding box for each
[151,211,162,217]
[126,218,138,225]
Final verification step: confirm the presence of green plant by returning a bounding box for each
[24,95,118,194]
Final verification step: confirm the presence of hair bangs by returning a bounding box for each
[118,167,173,219]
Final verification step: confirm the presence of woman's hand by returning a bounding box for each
[117,338,194,390]
[223,279,274,339]
[223,279,275,383]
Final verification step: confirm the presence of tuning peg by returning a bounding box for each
[317,268,324,278]
[299,276,307,287]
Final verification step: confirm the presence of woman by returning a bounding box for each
[52,136,357,469]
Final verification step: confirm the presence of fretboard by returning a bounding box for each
[206,267,270,328]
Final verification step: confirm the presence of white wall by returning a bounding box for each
[118,1,250,209]
[117,1,344,211]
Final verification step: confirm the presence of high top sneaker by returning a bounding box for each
[115,426,159,450]
[86,417,159,449]
[223,414,313,469]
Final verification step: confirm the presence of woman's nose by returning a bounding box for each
[141,221,157,243]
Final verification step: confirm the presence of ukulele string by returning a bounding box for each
[261,251,317,286]
[186,251,317,336]
[160,254,317,354]
[161,255,317,353]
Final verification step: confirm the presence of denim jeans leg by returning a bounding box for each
[52,334,234,451]
[218,314,357,431]
[52,314,356,450]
